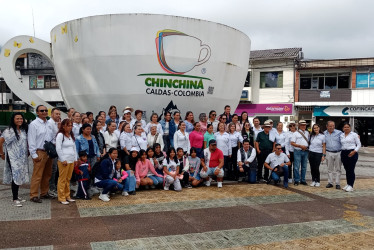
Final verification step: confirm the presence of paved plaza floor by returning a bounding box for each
[0,149,373,249]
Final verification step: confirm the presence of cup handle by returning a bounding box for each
[0,35,59,116]
[196,44,211,66]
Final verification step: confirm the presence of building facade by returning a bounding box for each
[295,58,374,146]
[237,48,303,128]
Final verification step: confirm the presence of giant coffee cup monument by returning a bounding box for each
[0,14,250,118]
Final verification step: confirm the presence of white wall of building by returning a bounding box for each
[351,89,374,105]
[250,60,295,104]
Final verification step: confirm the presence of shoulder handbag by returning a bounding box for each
[297,130,309,145]
[44,139,58,158]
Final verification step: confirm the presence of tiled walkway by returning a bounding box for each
[1,178,374,249]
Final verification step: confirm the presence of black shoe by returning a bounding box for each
[300,181,307,186]
[83,197,92,200]
[40,194,54,199]
[73,196,82,200]
[30,197,42,203]
[129,191,136,195]
[326,183,333,188]
[336,185,341,189]
[294,182,300,186]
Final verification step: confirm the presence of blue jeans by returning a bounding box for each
[148,175,164,186]
[95,179,118,194]
[123,171,136,192]
[271,165,289,187]
[293,150,308,183]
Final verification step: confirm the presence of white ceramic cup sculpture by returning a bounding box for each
[0,14,250,119]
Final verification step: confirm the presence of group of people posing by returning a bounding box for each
[0,104,361,206]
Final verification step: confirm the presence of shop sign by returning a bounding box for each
[240,90,248,100]
[314,106,374,117]
[320,91,330,98]
[235,103,293,115]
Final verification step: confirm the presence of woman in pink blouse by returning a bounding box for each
[135,149,163,188]
[189,122,204,158]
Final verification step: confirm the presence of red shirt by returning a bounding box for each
[209,148,224,168]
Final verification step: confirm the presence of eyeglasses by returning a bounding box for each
[276,148,282,150]
[222,117,227,120]
[39,109,48,112]
[289,125,295,127]
[211,114,217,116]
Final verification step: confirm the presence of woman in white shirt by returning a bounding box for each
[308,124,326,187]
[340,123,361,192]
[215,122,232,178]
[72,111,82,138]
[103,121,119,152]
[147,125,164,149]
[173,121,190,154]
[145,113,163,135]
[273,122,286,152]
[131,125,148,151]
[228,122,243,180]
[119,123,133,156]
[130,110,147,131]
[163,148,182,191]
[56,119,77,205]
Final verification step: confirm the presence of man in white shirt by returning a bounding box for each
[252,117,263,141]
[237,139,257,183]
[28,105,55,203]
[47,108,61,197]
[264,143,291,188]
[291,120,310,186]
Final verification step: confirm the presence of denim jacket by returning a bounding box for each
[75,135,100,158]
[160,119,176,143]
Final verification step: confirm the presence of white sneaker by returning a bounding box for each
[60,201,69,205]
[288,178,293,184]
[13,200,22,207]
[342,185,349,191]
[315,182,320,187]
[122,191,129,196]
[217,182,223,188]
[16,197,26,203]
[205,180,211,187]
[99,194,110,202]
[310,181,316,187]
[164,185,169,191]
[345,185,354,192]
[67,198,75,202]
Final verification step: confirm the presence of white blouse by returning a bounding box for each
[103,131,119,152]
[309,134,326,153]
[131,134,148,151]
[340,132,361,151]
[119,132,133,151]
[228,131,243,148]
[274,130,286,148]
[173,130,190,152]
[214,132,232,156]
[56,133,77,163]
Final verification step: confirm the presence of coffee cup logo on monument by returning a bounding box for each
[156,30,211,74]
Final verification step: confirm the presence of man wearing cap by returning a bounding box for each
[291,120,310,185]
[255,121,273,182]
[264,143,291,188]
[200,139,224,188]
[324,121,343,189]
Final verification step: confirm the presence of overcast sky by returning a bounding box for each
[1,0,373,59]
